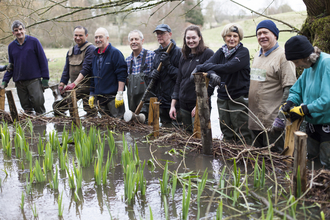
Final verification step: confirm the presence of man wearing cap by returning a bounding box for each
[150,24,181,125]
[248,20,296,152]
[281,35,330,168]
[125,30,155,118]
[54,25,96,117]
[1,20,49,115]
[88,27,127,118]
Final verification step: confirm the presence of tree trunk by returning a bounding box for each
[301,0,330,53]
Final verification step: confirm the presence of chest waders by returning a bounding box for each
[68,42,93,94]
[127,50,148,112]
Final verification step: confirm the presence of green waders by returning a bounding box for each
[217,95,252,145]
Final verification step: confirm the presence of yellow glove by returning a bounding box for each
[88,96,95,108]
[115,91,124,108]
[289,105,309,122]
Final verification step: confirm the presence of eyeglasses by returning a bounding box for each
[155,32,167,36]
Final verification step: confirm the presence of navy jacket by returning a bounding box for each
[90,43,127,95]
[3,35,49,83]
[151,39,181,108]
[197,44,250,100]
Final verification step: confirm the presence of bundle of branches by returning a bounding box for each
[148,128,291,171]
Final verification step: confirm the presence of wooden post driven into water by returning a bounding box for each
[5,90,19,121]
[0,89,5,111]
[194,72,212,155]
[193,74,210,138]
[292,131,307,197]
[152,101,160,138]
[148,97,157,126]
[70,90,80,127]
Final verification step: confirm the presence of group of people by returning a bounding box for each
[1,19,330,168]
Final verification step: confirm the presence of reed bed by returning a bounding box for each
[0,116,330,218]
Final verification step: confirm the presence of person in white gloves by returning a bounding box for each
[89,27,127,118]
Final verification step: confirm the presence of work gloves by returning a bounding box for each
[115,91,124,108]
[280,101,310,122]
[41,79,49,90]
[88,96,95,108]
[65,82,76,91]
[289,105,309,122]
[207,71,221,87]
[151,69,160,80]
[0,82,7,89]
[159,52,170,67]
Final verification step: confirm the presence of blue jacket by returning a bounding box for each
[288,52,330,124]
[3,35,49,83]
[90,43,127,95]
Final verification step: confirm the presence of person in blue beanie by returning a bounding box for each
[1,20,49,114]
[281,35,330,169]
[248,20,296,153]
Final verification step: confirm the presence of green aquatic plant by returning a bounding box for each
[171,172,178,200]
[1,123,12,157]
[159,161,169,195]
[266,189,274,220]
[31,203,38,217]
[58,144,67,171]
[66,165,75,189]
[58,191,64,217]
[33,159,45,183]
[149,206,153,220]
[73,160,82,189]
[215,200,223,220]
[254,157,266,189]
[50,166,59,190]
[27,119,33,144]
[49,130,60,151]
[163,195,169,220]
[102,152,111,185]
[138,160,146,196]
[44,143,53,172]
[107,129,117,155]
[182,178,191,220]
[197,168,208,220]
[123,162,138,203]
[20,191,25,210]
[37,135,44,156]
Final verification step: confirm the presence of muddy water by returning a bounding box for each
[0,125,224,219]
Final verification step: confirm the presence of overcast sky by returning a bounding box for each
[203,0,307,14]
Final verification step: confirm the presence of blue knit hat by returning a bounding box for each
[256,20,279,40]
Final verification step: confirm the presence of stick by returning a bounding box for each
[134,42,174,115]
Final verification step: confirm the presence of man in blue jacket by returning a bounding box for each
[88,27,127,118]
[1,20,49,114]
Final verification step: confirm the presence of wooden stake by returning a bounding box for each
[152,101,160,138]
[148,97,157,126]
[284,118,303,157]
[194,72,212,155]
[193,74,209,138]
[292,131,307,197]
[0,89,5,111]
[5,90,19,121]
[70,90,80,127]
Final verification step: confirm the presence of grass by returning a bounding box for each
[50,166,59,190]
[197,169,208,220]
[1,123,12,157]
[44,143,53,172]
[182,178,191,220]
[31,203,38,218]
